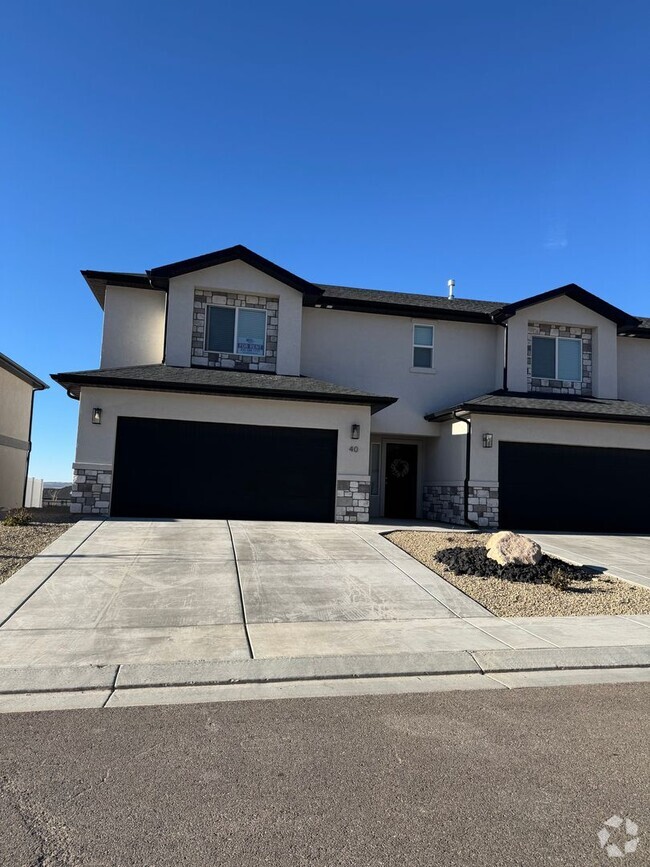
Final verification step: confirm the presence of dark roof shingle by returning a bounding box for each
[315,284,504,320]
[426,391,650,425]
[51,365,397,414]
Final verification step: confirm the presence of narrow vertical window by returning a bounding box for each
[413,324,434,368]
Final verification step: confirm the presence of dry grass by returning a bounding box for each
[387,530,650,618]
[0,509,77,585]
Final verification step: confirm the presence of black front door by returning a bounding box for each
[384,443,418,519]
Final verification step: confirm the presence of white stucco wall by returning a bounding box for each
[0,368,34,508]
[74,387,371,480]
[505,297,618,397]
[165,261,304,374]
[301,308,500,437]
[100,285,166,369]
[0,444,28,509]
[617,337,650,403]
[0,367,32,441]
[469,414,650,486]
[426,420,468,486]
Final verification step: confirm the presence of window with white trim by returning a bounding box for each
[531,335,582,381]
[206,306,267,357]
[412,324,434,368]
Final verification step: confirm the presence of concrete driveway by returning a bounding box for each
[529,532,650,589]
[1,520,649,668]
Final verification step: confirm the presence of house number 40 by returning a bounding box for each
[349,445,359,453]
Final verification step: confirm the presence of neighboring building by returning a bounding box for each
[0,353,48,510]
[52,245,650,531]
[42,485,72,508]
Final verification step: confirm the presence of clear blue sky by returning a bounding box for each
[1,0,649,480]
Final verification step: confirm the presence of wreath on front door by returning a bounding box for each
[390,458,410,478]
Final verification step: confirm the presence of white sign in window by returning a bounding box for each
[206,306,267,357]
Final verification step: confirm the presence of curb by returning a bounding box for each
[0,646,649,697]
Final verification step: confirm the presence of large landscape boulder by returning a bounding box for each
[486,531,542,567]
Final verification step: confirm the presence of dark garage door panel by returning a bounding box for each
[111,417,338,522]
[499,441,650,532]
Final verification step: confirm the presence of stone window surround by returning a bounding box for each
[527,321,593,396]
[191,288,279,372]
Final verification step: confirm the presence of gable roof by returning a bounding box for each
[80,246,648,330]
[147,245,323,297]
[426,390,650,425]
[492,283,639,328]
[0,352,48,390]
[82,245,324,308]
[51,364,397,414]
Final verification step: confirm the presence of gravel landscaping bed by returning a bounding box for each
[0,510,76,585]
[387,530,650,618]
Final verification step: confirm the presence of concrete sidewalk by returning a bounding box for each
[0,645,648,712]
[0,519,649,711]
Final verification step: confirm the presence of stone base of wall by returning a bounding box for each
[424,483,499,528]
[335,478,370,523]
[467,485,499,528]
[70,467,112,515]
[423,485,465,525]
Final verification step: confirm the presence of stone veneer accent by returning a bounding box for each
[424,483,499,528]
[527,322,593,395]
[70,467,112,515]
[191,289,279,371]
[423,485,465,525]
[467,485,499,528]
[336,478,370,523]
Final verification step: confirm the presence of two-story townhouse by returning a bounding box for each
[0,352,48,509]
[52,245,650,531]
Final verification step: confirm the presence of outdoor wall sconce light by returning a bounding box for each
[92,408,102,425]
[482,433,493,448]
[351,424,361,440]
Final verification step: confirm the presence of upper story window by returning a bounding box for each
[531,335,582,381]
[412,324,434,369]
[206,306,267,357]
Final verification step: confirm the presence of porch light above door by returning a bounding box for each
[351,424,361,440]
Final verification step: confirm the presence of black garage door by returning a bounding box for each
[111,417,338,521]
[499,442,650,532]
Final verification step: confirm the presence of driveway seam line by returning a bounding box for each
[0,521,106,629]
[102,664,121,707]
[226,521,255,659]
[347,528,459,617]
[469,616,561,650]
[350,529,504,633]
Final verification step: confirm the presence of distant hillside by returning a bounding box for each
[44,482,72,488]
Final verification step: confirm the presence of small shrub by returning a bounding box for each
[435,545,589,591]
[547,567,571,591]
[2,508,32,527]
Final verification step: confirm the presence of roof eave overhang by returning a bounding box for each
[0,353,48,390]
[51,374,397,414]
[426,403,650,426]
[308,296,495,324]
[81,270,162,309]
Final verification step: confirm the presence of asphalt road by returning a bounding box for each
[0,684,647,866]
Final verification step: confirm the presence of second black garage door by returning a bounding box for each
[499,441,650,532]
[111,417,338,521]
